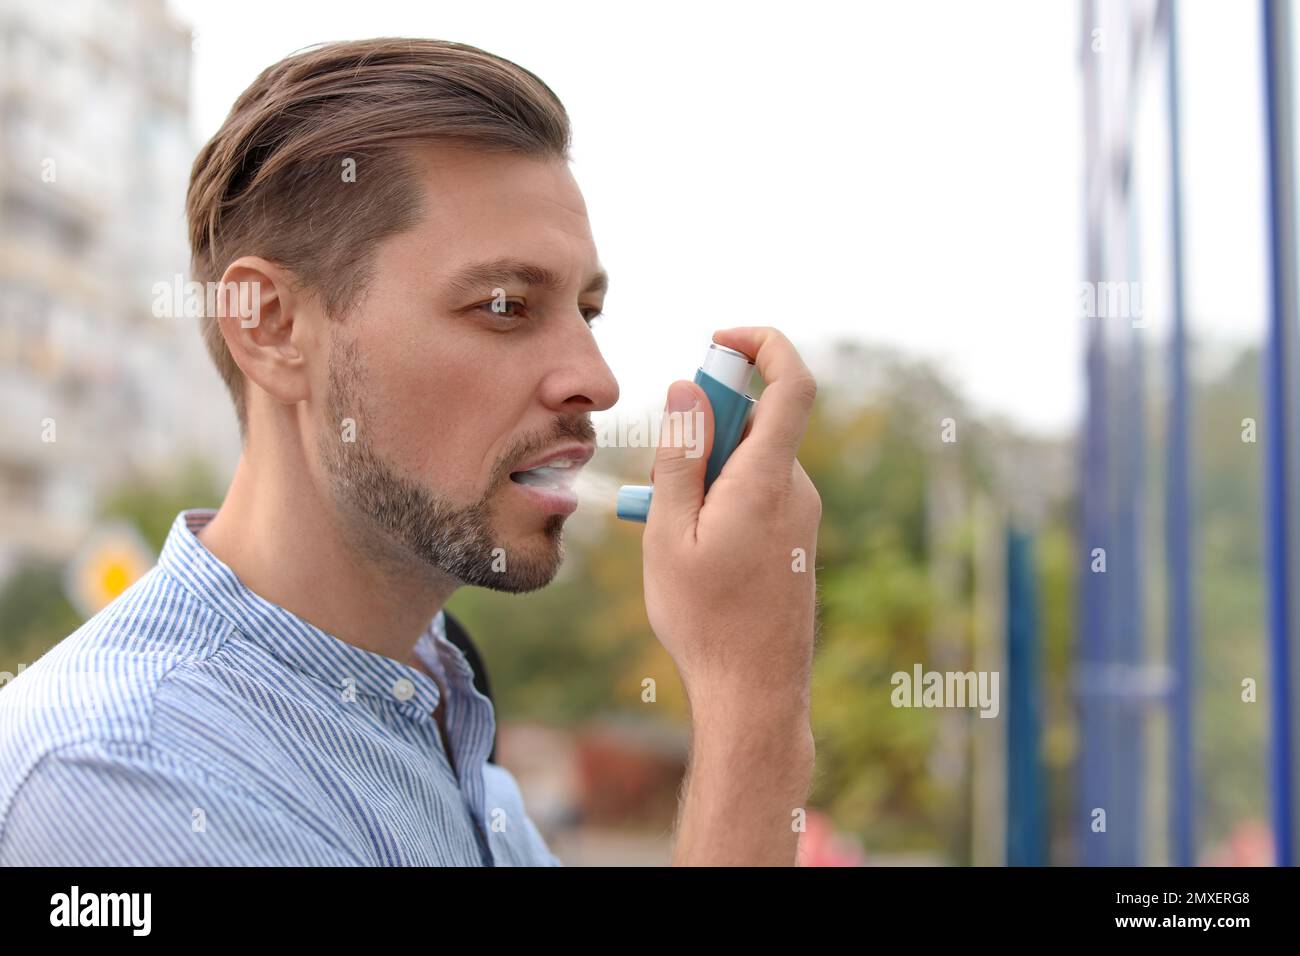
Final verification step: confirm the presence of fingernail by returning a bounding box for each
[667,381,698,412]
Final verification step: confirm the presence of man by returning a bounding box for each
[0,38,821,866]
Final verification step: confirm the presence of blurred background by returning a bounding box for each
[0,0,1294,865]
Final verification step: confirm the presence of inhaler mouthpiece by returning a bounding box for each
[616,484,654,522]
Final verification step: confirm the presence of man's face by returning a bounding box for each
[315,145,618,592]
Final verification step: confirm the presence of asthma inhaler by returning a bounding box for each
[616,343,757,522]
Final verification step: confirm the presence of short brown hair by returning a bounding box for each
[186,38,572,436]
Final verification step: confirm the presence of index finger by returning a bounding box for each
[711,326,817,462]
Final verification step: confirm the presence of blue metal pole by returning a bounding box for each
[1007,527,1045,866]
[1261,0,1296,868]
[1163,0,1195,868]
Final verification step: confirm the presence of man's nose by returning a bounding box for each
[540,325,620,414]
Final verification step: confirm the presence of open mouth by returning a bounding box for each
[508,458,583,494]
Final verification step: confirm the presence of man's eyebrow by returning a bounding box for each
[443,258,609,298]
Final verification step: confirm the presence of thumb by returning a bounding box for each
[648,380,714,532]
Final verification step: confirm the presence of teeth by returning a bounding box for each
[514,457,577,473]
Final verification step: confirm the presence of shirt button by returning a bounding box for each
[392,677,416,701]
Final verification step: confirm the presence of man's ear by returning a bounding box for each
[215,257,317,412]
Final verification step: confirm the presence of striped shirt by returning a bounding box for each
[0,509,561,866]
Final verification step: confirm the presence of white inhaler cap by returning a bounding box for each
[700,343,756,393]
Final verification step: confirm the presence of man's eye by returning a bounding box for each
[479,299,528,321]
[582,307,605,326]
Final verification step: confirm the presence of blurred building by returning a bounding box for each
[0,0,237,580]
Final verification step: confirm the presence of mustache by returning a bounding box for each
[491,416,596,487]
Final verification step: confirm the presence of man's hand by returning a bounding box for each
[642,326,821,865]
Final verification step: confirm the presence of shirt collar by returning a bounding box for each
[157,508,456,722]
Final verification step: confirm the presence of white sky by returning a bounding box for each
[168,0,1270,439]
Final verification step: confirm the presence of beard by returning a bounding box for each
[318,336,591,593]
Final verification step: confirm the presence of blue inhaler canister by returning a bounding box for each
[616,343,757,522]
